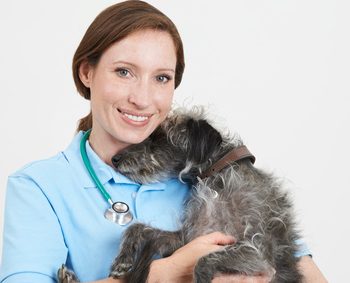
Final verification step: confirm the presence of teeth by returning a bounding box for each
[123,113,149,122]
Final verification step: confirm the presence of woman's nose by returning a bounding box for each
[128,79,152,109]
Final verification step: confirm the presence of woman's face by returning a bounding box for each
[81,29,177,155]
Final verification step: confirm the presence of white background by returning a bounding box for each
[0,1,349,282]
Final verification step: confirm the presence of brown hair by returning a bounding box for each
[73,0,185,131]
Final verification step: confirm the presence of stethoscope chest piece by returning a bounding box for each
[81,130,134,226]
[104,201,133,225]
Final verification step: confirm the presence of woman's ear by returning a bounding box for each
[79,60,93,88]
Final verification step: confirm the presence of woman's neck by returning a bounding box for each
[88,128,129,166]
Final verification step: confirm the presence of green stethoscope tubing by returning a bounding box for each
[80,129,113,206]
[80,129,133,225]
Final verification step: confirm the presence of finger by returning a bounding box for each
[199,232,236,245]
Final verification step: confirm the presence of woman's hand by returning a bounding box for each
[148,232,235,283]
[147,232,273,283]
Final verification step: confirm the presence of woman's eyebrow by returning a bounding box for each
[112,60,137,68]
[112,60,175,73]
[157,68,175,73]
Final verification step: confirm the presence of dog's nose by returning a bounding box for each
[111,154,122,167]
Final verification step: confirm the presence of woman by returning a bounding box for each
[0,1,326,282]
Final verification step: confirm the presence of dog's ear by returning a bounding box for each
[186,119,222,164]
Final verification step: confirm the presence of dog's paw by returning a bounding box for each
[57,264,80,283]
[110,262,133,278]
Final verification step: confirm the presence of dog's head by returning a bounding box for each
[186,118,223,165]
[162,113,223,169]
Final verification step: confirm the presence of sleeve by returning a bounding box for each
[0,175,68,283]
[295,238,312,258]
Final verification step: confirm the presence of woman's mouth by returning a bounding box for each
[117,108,153,125]
[123,112,149,122]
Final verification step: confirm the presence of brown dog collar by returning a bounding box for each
[199,145,255,179]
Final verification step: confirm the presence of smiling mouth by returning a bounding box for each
[117,109,152,122]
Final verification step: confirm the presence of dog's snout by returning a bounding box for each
[111,154,122,167]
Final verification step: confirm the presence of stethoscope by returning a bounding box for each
[80,129,133,226]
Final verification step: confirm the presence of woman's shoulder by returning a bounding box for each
[9,132,83,181]
[9,152,70,180]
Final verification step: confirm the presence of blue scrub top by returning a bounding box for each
[0,132,310,283]
[0,132,190,283]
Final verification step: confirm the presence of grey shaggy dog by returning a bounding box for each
[58,108,303,283]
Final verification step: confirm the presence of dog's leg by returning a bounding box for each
[126,229,183,283]
[57,264,80,283]
[193,242,275,283]
[110,223,183,283]
[110,223,154,278]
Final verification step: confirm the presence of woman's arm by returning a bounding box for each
[297,256,328,283]
[147,242,327,283]
[87,242,327,283]
[82,232,233,283]
[147,232,236,283]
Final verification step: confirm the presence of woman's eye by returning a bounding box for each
[156,75,171,83]
[116,68,130,77]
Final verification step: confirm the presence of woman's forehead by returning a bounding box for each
[100,30,177,70]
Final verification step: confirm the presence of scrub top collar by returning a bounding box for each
[62,131,141,189]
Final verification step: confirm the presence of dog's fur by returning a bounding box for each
[57,107,303,283]
[109,108,303,282]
